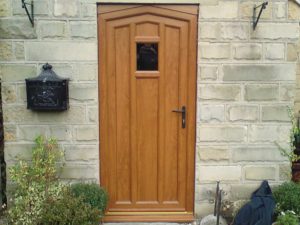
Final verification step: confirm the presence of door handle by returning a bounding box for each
[172,106,186,128]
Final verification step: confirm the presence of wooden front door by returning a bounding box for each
[98,4,198,222]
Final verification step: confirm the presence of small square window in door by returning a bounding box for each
[137,43,158,71]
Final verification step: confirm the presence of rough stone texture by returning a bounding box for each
[198,126,247,142]
[227,105,259,122]
[199,43,231,59]
[198,104,224,122]
[274,2,286,19]
[64,145,98,161]
[223,65,295,81]
[0,64,37,82]
[249,125,290,143]
[265,43,285,60]
[0,42,13,61]
[244,84,279,101]
[261,105,290,122]
[54,0,78,17]
[220,23,249,40]
[288,0,300,20]
[2,85,17,104]
[251,23,299,40]
[199,22,220,40]
[70,21,97,39]
[199,1,238,19]
[287,43,298,61]
[81,3,97,17]
[0,19,37,39]
[75,126,98,141]
[199,66,218,80]
[280,84,295,101]
[232,146,286,162]
[240,1,272,19]
[198,166,241,182]
[14,42,25,60]
[61,165,97,179]
[233,44,262,60]
[198,147,229,162]
[39,21,67,39]
[0,0,10,17]
[244,166,276,181]
[199,85,241,101]
[69,84,97,101]
[25,42,97,61]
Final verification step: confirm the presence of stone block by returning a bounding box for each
[54,0,78,17]
[88,107,98,123]
[14,42,25,60]
[36,106,86,124]
[39,21,67,39]
[262,105,290,122]
[240,1,272,19]
[61,165,97,179]
[232,146,286,162]
[69,84,97,101]
[265,43,285,60]
[0,41,13,61]
[274,2,286,19]
[2,85,17,104]
[0,64,37,82]
[0,19,37,39]
[280,84,295,101]
[251,23,299,40]
[25,42,97,61]
[75,64,97,81]
[287,43,298,61]
[49,126,72,141]
[199,66,218,81]
[279,163,291,180]
[64,145,98,161]
[0,0,11,17]
[249,125,290,142]
[70,21,97,39]
[198,166,241,182]
[220,23,249,40]
[199,84,241,101]
[81,3,97,17]
[199,43,230,59]
[230,184,261,200]
[198,125,247,142]
[4,144,33,162]
[199,22,220,39]
[288,0,300,20]
[223,65,295,81]
[198,104,224,122]
[244,166,276,180]
[200,1,238,19]
[19,126,48,141]
[227,105,259,122]
[3,105,36,123]
[75,126,98,141]
[198,147,229,162]
[12,0,48,15]
[245,84,279,101]
[234,44,262,60]
[4,125,17,142]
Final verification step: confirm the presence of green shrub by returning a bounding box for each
[273,182,300,215]
[41,186,99,225]
[7,135,105,225]
[70,183,108,216]
[276,211,299,225]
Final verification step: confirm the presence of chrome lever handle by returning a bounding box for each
[172,106,186,128]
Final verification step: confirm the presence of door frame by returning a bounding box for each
[97,4,199,222]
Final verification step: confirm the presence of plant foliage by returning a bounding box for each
[276,210,299,225]
[7,135,105,225]
[70,183,108,215]
[273,182,300,216]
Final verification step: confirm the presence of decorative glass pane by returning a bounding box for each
[137,43,158,71]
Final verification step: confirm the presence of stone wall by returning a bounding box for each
[0,0,299,219]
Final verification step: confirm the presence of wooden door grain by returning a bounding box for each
[98,4,198,222]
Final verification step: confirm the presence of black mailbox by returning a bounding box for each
[26,63,69,111]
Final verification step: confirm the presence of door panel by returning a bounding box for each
[98,4,198,222]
